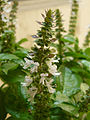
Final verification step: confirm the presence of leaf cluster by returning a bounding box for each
[0,1,31,119]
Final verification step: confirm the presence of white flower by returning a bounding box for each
[29,86,37,92]
[46,58,53,66]
[30,62,39,73]
[24,58,33,63]
[46,58,60,76]
[72,12,75,15]
[8,1,12,5]
[25,76,32,84]
[41,73,48,77]
[47,79,54,84]
[3,4,12,13]
[40,77,45,85]
[49,64,57,76]
[80,83,89,94]
[21,76,32,87]
[23,58,34,69]
[11,19,16,25]
[21,82,27,87]
[28,86,37,101]
[48,86,55,93]
[58,58,60,60]
[52,59,59,63]
[34,62,39,66]
[54,72,61,76]
[69,57,73,60]
[40,73,48,85]
[46,79,55,93]
[1,14,9,22]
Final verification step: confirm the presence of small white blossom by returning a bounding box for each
[46,58,60,76]
[28,86,37,101]
[58,58,60,60]
[34,62,39,66]
[52,59,59,63]
[40,73,48,85]
[21,76,32,87]
[72,12,75,15]
[80,83,89,94]
[21,82,27,87]
[23,58,34,69]
[46,79,55,93]
[48,86,55,93]
[25,76,32,84]
[1,14,9,22]
[8,1,12,5]
[46,58,53,66]
[40,77,45,85]
[22,57,40,73]
[29,86,37,92]
[30,62,39,73]
[69,57,73,60]
[49,64,57,76]
[54,72,61,76]
[3,4,12,13]
[41,73,48,77]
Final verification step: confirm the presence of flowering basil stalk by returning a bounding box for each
[23,10,58,120]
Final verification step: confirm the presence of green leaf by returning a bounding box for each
[50,107,70,120]
[0,53,19,61]
[53,75,61,92]
[57,66,82,96]
[50,43,59,48]
[4,83,31,120]
[63,67,82,96]
[1,62,19,74]
[6,111,31,120]
[61,35,75,44]
[1,68,26,83]
[85,47,90,57]
[54,92,79,117]
[64,52,90,60]
[87,112,90,120]
[0,88,7,120]
[6,117,15,120]
[55,92,72,103]
[14,48,28,58]
[81,60,90,71]
[6,115,32,120]
[17,38,28,45]
[0,41,3,52]
[13,59,24,66]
